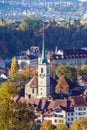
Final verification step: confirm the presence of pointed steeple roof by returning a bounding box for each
[42,24,47,64]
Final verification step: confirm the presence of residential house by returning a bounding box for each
[16,95,87,126]
[52,49,87,66]
[17,55,38,68]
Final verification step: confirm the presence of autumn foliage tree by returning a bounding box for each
[0,82,16,129]
[55,75,69,98]
[0,82,36,130]
[55,124,68,130]
[70,117,87,130]
[9,57,18,78]
[80,65,87,76]
[40,120,53,130]
[56,65,77,88]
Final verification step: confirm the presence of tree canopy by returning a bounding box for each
[0,18,87,58]
[40,120,53,130]
[80,65,87,76]
[56,65,77,88]
[0,81,36,130]
[55,75,69,97]
[55,124,68,130]
[8,57,18,78]
[70,117,87,130]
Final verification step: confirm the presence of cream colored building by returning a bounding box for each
[25,31,56,98]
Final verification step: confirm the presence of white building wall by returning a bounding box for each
[52,110,66,125]
[66,107,87,126]
[38,63,50,98]
[18,58,38,67]
[74,107,87,120]
[66,112,74,126]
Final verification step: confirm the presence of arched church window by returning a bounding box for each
[41,68,43,73]
[32,88,34,94]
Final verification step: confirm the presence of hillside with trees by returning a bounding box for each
[0,18,87,58]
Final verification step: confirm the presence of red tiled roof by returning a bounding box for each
[43,111,53,117]
[73,96,87,107]
[12,95,87,115]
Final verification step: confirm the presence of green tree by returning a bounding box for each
[56,65,77,88]
[0,82,36,130]
[55,75,69,98]
[0,82,16,129]
[60,22,70,29]
[70,117,87,130]
[12,102,36,130]
[55,124,68,130]
[40,120,53,130]
[80,65,87,76]
[9,57,18,78]
[18,17,42,30]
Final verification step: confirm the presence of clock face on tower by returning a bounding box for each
[40,73,45,78]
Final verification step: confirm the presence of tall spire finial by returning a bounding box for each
[42,23,47,63]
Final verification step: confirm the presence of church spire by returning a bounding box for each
[42,24,47,64]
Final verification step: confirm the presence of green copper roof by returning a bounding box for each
[42,26,47,64]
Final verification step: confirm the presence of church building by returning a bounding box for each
[25,29,56,99]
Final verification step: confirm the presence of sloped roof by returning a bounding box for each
[13,95,87,117]
[25,75,56,90]
[73,96,87,107]
[25,75,38,88]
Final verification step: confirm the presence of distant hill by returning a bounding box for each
[0,19,87,58]
[0,0,87,22]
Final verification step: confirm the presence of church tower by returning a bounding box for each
[38,26,50,98]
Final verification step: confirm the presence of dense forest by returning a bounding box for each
[0,18,87,58]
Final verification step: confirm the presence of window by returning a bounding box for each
[56,110,61,113]
[71,113,73,116]
[41,68,43,73]
[41,93,42,95]
[68,113,70,116]
[84,108,86,110]
[41,88,42,90]
[71,118,73,121]
[59,120,64,123]
[55,119,57,123]
[59,115,63,118]
[28,94,31,98]
[68,118,70,121]
[53,114,57,117]
[78,112,81,115]
[78,108,82,111]
[32,88,34,94]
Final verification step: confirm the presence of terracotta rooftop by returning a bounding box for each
[13,95,87,116]
[73,96,87,107]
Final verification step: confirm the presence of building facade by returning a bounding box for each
[25,29,51,98]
